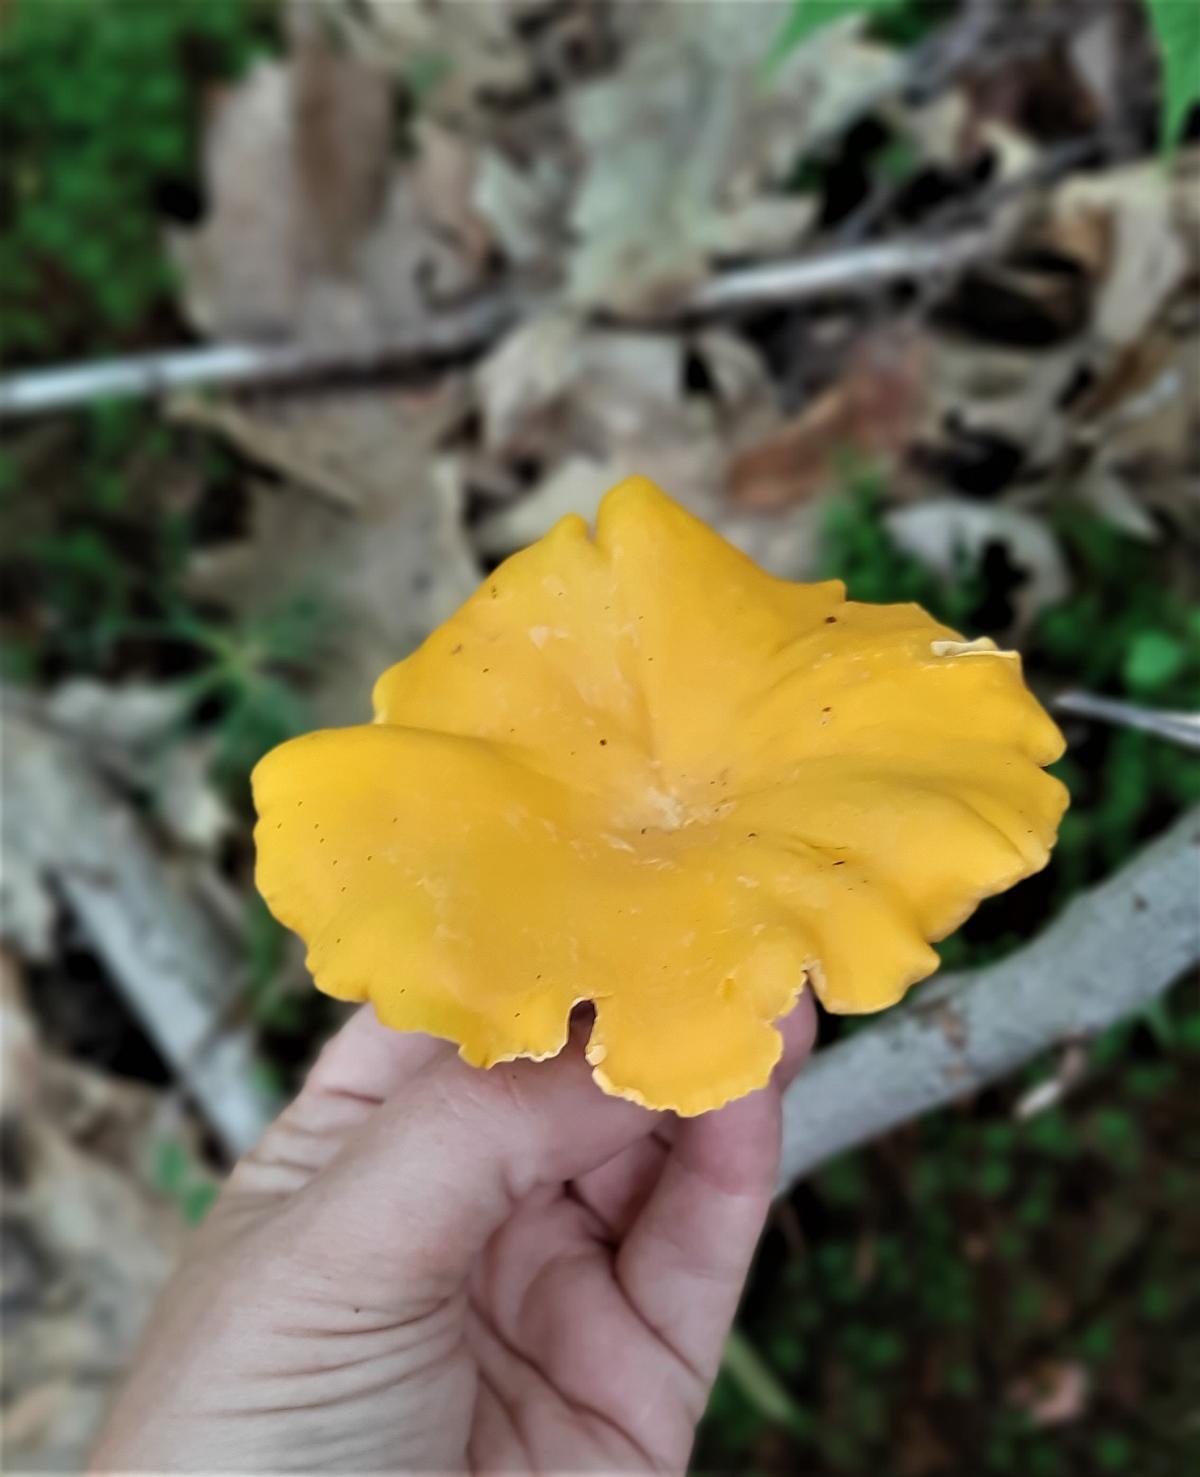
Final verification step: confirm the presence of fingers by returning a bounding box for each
[298,1037,660,1304]
[613,992,817,1385]
[303,1003,452,1104]
[774,988,819,1088]
[569,1129,672,1239]
[570,988,817,1240]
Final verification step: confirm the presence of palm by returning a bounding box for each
[465,1146,709,1473]
[94,1002,814,1474]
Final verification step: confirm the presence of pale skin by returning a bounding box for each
[92,996,816,1475]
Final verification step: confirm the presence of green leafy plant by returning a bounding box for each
[151,1135,219,1227]
[0,401,200,671]
[0,0,275,364]
[1145,0,1200,148]
[768,0,953,71]
[698,979,1200,1475]
[159,593,328,792]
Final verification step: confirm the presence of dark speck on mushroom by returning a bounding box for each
[825,616,838,624]
[833,859,846,866]
[599,738,608,746]
[451,643,463,655]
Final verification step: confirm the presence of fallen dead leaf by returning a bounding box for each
[1051,163,1188,351]
[182,383,478,723]
[170,42,486,347]
[412,118,495,274]
[169,59,304,338]
[475,314,684,459]
[473,145,566,268]
[885,496,1070,632]
[564,5,898,313]
[730,331,927,509]
[0,954,189,1471]
[290,19,392,276]
[1008,1360,1091,1427]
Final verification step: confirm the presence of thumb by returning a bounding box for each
[298,1033,657,1296]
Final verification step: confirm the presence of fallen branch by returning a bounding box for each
[778,807,1200,1192]
[680,231,991,316]
[1054,691,1200,750]
[0,292,519,419]
[1,704,281,1156]
[0,233,992,417]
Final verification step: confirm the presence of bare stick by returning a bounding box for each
[1,705,281,1155]
[680,231,991,316]
[1054,691,1200,750]
[777,807,1200,1192]
[0,293,518,419]
[0,234,992,418]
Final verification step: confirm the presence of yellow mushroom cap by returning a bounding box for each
[253,477,1068,1115]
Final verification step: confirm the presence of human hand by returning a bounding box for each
[92,997,816,1474]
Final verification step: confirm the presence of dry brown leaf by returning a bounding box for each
[473,147,565,267]
[412,118,495,272]
[565,5,897,313]
[920,339,1081,478]
[170,43,484,346]
[182,384,477,723]
[291,28,392,276]
[1051,163,1188,351]
[729,331,927,510]
[340,0,541,122]
[475,315,684,458]
[885,496,1070,632]
[1008,1360,1091,1428]
[169,60,304,337]
[1074,328,1200,536]
[1,954,187,1471]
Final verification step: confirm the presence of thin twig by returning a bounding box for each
[777,807,1200,1193]
[676,231,992,316]
[0,293,520,419]
[1054,691,1200,750]
[0,234,995,417]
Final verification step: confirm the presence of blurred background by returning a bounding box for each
[1,1,1198,1472]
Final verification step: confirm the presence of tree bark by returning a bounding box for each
[778,806,1200,1192]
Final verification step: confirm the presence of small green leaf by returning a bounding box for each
[182,1181,219,1227]
[721,1328,809,1433]
[152,1137,190,1195]
[1145,0,1200,150]
[1122,630,1186,692]
[767,0,902,72]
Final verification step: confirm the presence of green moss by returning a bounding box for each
[0,0,276,364]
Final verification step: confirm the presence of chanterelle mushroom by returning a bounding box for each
[253,477,1068,1115]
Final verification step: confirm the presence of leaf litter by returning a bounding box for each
[4,0,1200,1465]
